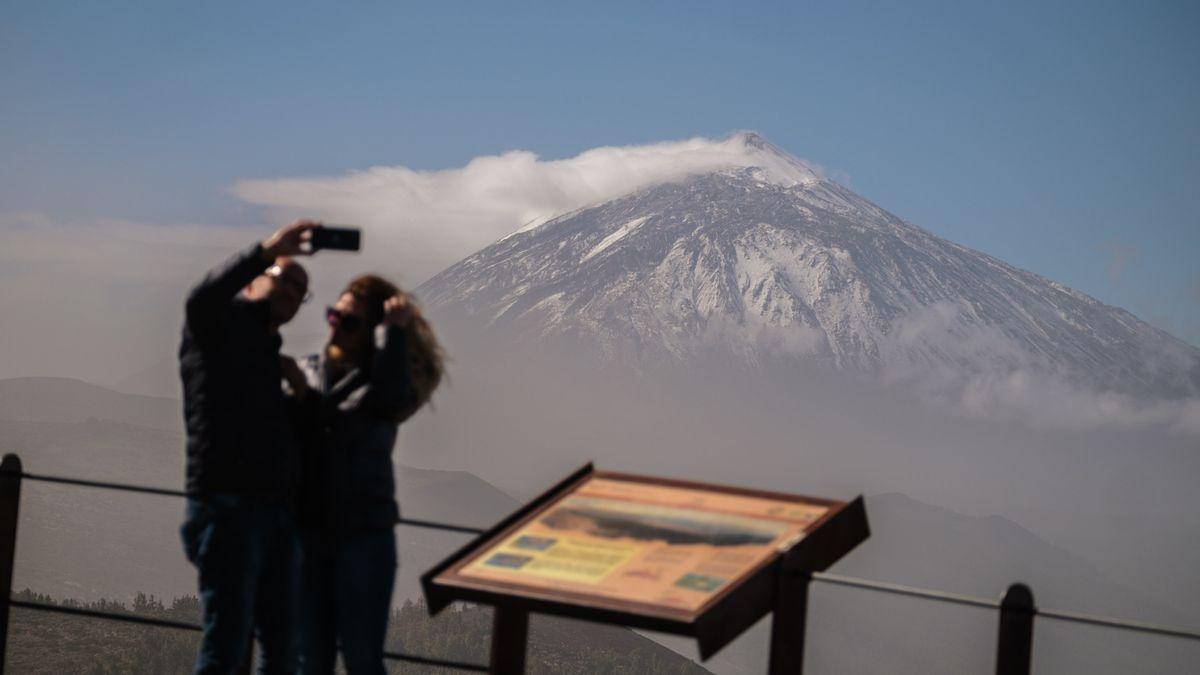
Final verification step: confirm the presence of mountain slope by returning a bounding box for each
[418,133,1200,403]
[0,377,181,432]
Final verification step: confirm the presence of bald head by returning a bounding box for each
[245,257,310,327]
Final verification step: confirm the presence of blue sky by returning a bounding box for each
[2,0,1198,345]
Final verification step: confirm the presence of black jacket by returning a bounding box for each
[295,327,420,534]
[179,243,298,501]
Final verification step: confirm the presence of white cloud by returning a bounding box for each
[880,302,1200,435]
[230,132,824,284]
[952,368,1200,435]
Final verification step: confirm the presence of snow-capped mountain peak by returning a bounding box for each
[418,136,1200,411]
[723,131,823,187]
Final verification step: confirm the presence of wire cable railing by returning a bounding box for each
[1,457,1198,675]
[808,572,1200,642]
[0,459,489,672]
[9,469,488,536]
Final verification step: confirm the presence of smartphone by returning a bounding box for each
[310,225,361,252]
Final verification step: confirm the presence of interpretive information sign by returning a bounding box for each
[445,475,829,614]
[424,464,869,670]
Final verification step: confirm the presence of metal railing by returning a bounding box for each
[1,453,1197,674]
[0,454,488,674]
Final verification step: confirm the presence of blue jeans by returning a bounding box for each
[299,529,397,675]
[181,495,301,675]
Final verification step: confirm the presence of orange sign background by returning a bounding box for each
[455,477,829,612]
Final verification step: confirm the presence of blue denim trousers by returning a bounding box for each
[299,528,398,675]
[181,495,301,675]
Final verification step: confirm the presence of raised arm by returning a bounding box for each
[368,295,423,422]
[183,220,319,337]
[369,325,420,422]
[184,242,273,336]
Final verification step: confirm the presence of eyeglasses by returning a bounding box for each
[326,306,365,333]
[265,266,312,303]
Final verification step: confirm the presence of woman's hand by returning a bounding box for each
[383,293,414,328]
[280,354,309,398]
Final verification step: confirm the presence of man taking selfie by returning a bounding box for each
[178,219,320,674]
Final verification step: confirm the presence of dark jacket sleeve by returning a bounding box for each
[367,325,421,422]
[184,242,272,341]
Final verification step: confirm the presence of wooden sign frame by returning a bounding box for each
[422,463,869,671]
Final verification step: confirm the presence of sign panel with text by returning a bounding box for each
[422,464,868,660]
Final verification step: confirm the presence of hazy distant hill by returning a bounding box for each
[0,419,520,607]
[0,376,521,605]
[110,357,182,400]
[2,376,1194,672]
[842,493,1171,620]
[0,376,712,673]
[0,377,181,432]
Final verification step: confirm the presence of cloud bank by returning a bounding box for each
[881,302,1200,435]
[0,212,253,387]
[231,133,820,284]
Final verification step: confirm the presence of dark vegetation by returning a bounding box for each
[7,589,709,674]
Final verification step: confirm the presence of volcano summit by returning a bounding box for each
[419,133,1199,417]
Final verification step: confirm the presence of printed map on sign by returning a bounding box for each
[457,477,829,612]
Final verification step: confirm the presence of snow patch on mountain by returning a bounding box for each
[582,216,650,262]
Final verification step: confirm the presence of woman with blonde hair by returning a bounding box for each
[283,274,444,674]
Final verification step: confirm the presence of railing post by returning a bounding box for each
[995,583,1035,675]
[0,454,24,673]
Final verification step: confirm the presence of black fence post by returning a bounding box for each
[995,583,1035,675]
[0,454,23,673]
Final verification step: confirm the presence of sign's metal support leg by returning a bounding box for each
[768,568,813,674]
[490,605,529,675]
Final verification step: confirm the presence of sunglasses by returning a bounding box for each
[326,306,365,333]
